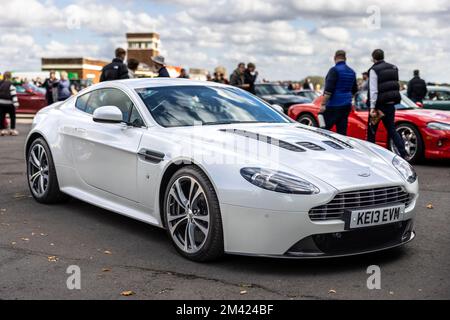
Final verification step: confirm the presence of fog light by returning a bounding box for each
[332,232,342,239]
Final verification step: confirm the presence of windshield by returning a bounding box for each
[256,84,289,95]
[397,94,418,110]
[355,91,417,110]
[136,85,291,127]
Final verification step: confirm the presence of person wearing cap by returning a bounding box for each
[320,50,358,136]
[152,55,170,78]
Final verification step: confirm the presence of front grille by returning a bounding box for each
[309,186,414,221]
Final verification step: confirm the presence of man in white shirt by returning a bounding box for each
[367,49,407,159]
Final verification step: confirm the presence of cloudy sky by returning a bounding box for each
[1,0,449,82]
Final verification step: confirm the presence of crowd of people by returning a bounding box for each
[0,44,432,144]
[317,48,430,160]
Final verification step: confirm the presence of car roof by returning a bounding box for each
[116,78,229,89]
[427,85,450,91]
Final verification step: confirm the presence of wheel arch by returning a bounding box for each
[296,111,319,123]
[393,120,424,144]
[25,131,46,158]
[392,120,425,161]
[158,159,220,228]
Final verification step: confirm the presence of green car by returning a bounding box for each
[423,86,450,111]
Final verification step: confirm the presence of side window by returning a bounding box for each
[427,91,437,101]
[437,90,450,101]
[83,88,139,124]
[75,92,91,112]
[129,106,145,127]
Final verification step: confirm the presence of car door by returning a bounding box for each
[71,88,145,202]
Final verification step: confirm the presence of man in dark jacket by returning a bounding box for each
[407,70,427,103]
[367,49,407,159]
[320,50,358,135]
[230,63,249,90]
[100,48,129,82]
[152,55,170,78]
[43,71,59,105]
[244,63,258,94]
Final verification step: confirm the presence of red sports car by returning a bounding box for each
[16,83,48,114]
[288,92,450,163]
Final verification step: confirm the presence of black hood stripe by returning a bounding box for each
[219,129,306,152]
[296,126,353,149]
[297,141,326,151]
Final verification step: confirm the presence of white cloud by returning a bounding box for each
[0,0,449,82]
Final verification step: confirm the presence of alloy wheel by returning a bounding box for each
[28,144,49,197]
[300,117,313,126]
[166,176,210,254]
[391,126,418,161]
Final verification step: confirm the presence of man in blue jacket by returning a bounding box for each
[320,50,358,135]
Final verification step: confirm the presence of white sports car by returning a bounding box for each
[26,79,419,261]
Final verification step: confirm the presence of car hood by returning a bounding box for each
[167,123,403,191]
[397,108,450,124]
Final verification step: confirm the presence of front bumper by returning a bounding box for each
[220,197,417,257]
[423,127,450,160]
[285,219,415,258]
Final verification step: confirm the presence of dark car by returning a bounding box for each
[423,86,450,111]
[291,89,320,102]
[254,83,310,114]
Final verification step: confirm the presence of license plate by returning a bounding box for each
[345,204,405,230]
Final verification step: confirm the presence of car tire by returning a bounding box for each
[297,113,318,127]
[390,123,424,164]
[163,166,224,262]
[27,138,69,204]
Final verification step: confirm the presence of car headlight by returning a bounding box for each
[240,168,320,195]
[392,156,417,183]
[427,122,450,131]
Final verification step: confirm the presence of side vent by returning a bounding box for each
[297,142,325,151]
[297,126,353,149]
[219,129,306,152]
[323,141,344,150]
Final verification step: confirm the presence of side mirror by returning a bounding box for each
[93,106,123,124]
[272,104,284,114]
[416,102,424,108]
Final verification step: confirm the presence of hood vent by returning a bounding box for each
[297,126,353,149]
[219,129,306,152]
[322,141,344,150]
[297,141,325,151]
